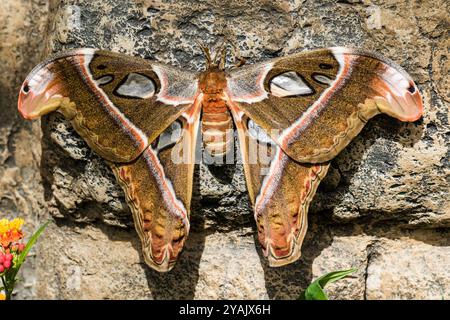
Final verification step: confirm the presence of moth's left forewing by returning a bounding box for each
[226,48,423,163]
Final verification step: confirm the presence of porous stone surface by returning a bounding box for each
[0,0,448,299]
[0,0,50,299]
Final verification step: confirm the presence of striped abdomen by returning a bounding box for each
[201,94,233,157]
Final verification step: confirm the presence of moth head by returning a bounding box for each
[198,69,227,94]
[18,62,69,120]
[197,39,236,71]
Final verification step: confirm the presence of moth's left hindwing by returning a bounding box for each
[18,48,201,272]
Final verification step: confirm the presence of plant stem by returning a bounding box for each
[1,275,11,300]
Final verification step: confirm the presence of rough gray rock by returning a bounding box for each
[0,0,50,299]
[0,0,448,299]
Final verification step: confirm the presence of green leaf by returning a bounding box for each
[9,221,50,280]
[302,268,357,300]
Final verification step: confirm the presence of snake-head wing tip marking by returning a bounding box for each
[261,234,303,268]
[139,224,189,272]
[17,48,96,120]
[371,68,423,122]
[18,67,68,120]
[331,47,424,123]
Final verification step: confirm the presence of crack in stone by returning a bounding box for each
[363,240,378,300]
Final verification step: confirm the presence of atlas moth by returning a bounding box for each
[18,43,423,272]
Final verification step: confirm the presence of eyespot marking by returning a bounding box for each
[23,83,30,93]
[115,73,155,99]
[270,72,313,97]
[95,75,114,85]
[311,73,334,85]
[319,63,333,70]
[97,64,107,70]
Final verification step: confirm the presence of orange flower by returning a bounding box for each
[0,218,24,247]
[0,293,5,300]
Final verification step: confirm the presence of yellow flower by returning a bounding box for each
[0,218,24,235]
[0,218,24,247]
[9,218,24,232]
[0,293,5,300]
[0,219,9,235]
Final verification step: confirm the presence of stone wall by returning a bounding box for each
[0,0,50,299]
[0,0,448,299]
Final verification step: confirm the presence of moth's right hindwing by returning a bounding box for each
[110,103,201,272]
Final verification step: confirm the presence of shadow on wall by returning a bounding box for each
[256,214,332,299]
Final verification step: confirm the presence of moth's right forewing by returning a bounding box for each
[18,48,199,163]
